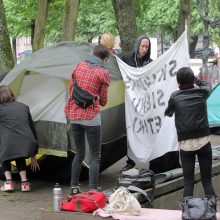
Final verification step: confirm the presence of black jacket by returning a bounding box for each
[122,35,152,67]
[165,78,212,141]
[0,101,38,162]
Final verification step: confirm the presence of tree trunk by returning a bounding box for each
[0,0,14,73]
[112,0,137,53]
[176,0,192,46]
[189,35,198,58]
[63,0,80,41]
[32,0,49,52]
[30,20,35,48]
[12,37,17,64]
[201,0,209,68]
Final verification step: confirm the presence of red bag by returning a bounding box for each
[61,191,107,213]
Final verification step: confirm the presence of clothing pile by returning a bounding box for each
[97,187,142,216]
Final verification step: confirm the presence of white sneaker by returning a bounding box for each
[21,181,31,192]
[1,181,14,192]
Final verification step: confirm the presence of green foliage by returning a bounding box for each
[75,0,117,41]
[3,0,37,37]
[135,0,180,36]
[192,0,220,45]
[4,0,64,43]
[3,0,220,45]
[45,0,64,43]
[209,0,220,45]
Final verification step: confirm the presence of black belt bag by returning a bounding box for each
[72,79,96,108]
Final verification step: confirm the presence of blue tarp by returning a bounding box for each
[208,83,220,128]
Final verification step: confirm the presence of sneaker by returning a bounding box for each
[1,181,14,192]
[21,181,31,192]
[68,186,80,198]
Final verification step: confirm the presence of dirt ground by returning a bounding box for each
[0,135,220,220]
[0,155,124,220]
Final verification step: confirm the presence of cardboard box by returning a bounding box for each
[41,209,113,220]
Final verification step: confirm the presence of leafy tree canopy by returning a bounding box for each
[75,0,117,41]
[3,0,220,45]
[191,0,220,43]
[4,0,37,37]
[135,0,180,36]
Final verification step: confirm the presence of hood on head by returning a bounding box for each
[134,35,151,61]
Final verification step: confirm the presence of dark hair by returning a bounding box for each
[93,44,109,60]
[176,67,194,87]
[0,85,15,104]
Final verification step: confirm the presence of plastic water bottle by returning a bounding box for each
[53,183,62,211]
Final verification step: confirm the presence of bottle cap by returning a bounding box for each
[54,183,60,188]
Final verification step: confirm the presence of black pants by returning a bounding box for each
[1,158,26,173]
[71,124,101,189]
[180,142,216,197]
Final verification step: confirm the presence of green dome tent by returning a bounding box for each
[0,41,127,180]
[208,83,220,134]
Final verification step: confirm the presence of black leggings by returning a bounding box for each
[180,142,216,197]
[1,158,26,173]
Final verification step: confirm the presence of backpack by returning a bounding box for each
[118,168,155,190]
[118,169,155,207]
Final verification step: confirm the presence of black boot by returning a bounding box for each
[122,158,135,171]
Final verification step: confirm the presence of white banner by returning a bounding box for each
[116,31,190,162]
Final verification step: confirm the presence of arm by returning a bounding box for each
[27,108,40,171]
[165,96,175,117]
[31,156,40,172]
[194,76,212,96]
[99,71,110,106]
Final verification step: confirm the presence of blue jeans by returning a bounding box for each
[70,124,101,189]
[180,142,216,197]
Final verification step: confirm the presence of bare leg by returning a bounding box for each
[19,170,28,182]
[4,171,12,181]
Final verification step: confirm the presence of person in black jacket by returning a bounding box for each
[165,67,216,197]
[0,85,40,192]
[121,35,152,171]
[122,35,152,68]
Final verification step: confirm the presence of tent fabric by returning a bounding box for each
[208,83,220,127]
[1,41,122,85]
[0,42,126,167]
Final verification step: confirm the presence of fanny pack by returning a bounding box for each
[72,65,96,108]
[72,77,96,108]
